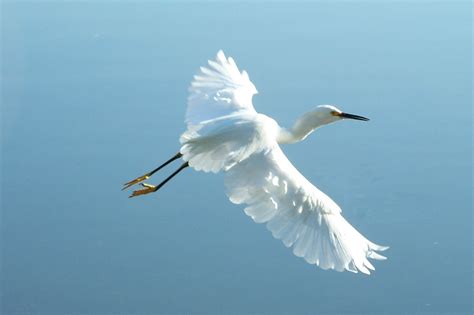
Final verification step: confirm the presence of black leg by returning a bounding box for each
[122,152,183,190]
[129,162,189,198]
[148,152,183,177]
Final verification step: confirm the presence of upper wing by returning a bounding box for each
[186,50,258,127]
[224,145,389,274]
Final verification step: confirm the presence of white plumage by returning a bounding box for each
[180,50,388,274]
[186,51,258,127]
[125,50,388,274]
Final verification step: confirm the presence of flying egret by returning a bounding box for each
[123,50,388,274]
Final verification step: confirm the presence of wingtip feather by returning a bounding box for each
[216,50,226,63]
[368,251,387,260]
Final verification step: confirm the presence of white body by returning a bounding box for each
[180,51,388,274]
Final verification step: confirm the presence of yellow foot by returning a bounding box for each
[129,183,157,198]
[122,174,150,190]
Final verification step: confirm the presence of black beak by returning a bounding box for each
[339,112,370,121]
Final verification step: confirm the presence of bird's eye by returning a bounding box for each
[331,111,340,116]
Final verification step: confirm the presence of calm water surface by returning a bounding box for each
[1,1,472,314]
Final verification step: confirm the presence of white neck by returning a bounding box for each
[277,111,337,144]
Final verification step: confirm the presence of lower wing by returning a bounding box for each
[224,145,389,274]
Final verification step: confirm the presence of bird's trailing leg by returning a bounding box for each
[122,152,183,190]
[129,162,189,198]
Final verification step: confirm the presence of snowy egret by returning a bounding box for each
[123,51,388,274]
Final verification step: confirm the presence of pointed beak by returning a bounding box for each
[339,112,370,121]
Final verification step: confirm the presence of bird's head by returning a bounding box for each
[278,105,370,144]
[312,105,370,126]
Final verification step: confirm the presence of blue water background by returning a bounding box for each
[1,1,472,314]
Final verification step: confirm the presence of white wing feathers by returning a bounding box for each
[182,51,264,173]
[186,50,258,127]
[182,51,388,274]
[224,147,389,274]
[180,114,277,173]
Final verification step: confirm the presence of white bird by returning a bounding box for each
[123,50,388,274]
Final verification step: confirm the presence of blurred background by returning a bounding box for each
[1,1,472,314]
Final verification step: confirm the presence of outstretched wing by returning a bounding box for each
[224,145,389,274]
[186,50,258,127]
